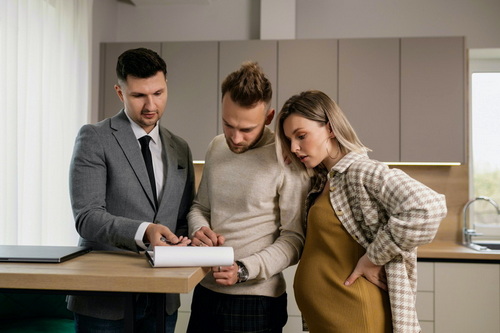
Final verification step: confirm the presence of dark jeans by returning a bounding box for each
[74,294,177,333]
[187,284,287,333]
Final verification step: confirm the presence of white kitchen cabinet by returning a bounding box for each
[417,261,435,331]
[161,41,218,161]
[434,262,500,333]
[416,261,500,333]
[338,38,400,162]
[176,290,193,332]
[401,37,466,163]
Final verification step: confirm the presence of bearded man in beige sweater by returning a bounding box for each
[186,62,310,333]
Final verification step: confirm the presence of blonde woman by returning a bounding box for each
[276,90,447,333]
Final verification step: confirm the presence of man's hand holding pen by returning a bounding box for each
[145,223,191,247]
[159,236,190,246]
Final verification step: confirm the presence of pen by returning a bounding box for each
[160,236,180,245]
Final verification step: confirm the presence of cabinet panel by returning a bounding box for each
[277,39,338,112]
[401,37,465,163]
[435,263,500,333]
[100,37,467,164]
[416,291,434,321]
[161,42,218,161]
[283,264,300,316]
[419,321,434,333]
[219,40,278,131]
[99,42,162,121]
[338,38,400,162]
[417,261,434,292]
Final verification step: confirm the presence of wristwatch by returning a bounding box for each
[236,261,249,283]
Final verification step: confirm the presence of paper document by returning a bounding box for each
[146,246,234,267]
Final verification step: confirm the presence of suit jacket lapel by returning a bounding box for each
[110,110,157,211]
[157,126,180,212]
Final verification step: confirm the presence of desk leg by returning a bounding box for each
[154,293,166,333]
[124,294,135,333]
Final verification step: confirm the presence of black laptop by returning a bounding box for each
[0,245,92,263]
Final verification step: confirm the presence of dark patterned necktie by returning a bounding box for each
[139,135,158,208]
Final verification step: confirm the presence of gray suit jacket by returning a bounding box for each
[67,110,195,319]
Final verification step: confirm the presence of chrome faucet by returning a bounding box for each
[462,196,500,247]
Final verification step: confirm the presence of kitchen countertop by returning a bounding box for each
[418,240,500,262]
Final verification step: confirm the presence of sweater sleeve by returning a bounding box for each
[240,165,309,280]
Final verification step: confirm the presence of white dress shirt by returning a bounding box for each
[124,111,165,250]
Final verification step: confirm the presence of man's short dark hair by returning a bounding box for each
[116,48,167,83]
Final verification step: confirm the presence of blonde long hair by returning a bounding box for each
[276,90,370,171]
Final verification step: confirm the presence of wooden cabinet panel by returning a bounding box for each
[277,39,338,112]
[161,42,218,161]
[401,37,465,163]
[219,40,278,131]
[99,42,162,121]
[338,38,400,162]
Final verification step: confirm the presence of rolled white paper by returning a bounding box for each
[148,246,234,267]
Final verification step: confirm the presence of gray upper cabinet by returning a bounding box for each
[219,40,278,131]
[277,39,338,112]
[401,37,465,163]
[99,42,162,120]
[161,42,218,161]
[338,38,400,162]
[100,37,466,163]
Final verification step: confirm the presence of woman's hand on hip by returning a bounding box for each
[344,253,388,291]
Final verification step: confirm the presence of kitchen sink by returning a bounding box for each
[462,196,500,253]
[468,242,500,252]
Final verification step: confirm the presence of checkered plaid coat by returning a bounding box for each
[305,152,447,333]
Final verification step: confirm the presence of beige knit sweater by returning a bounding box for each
[188,127,310,297]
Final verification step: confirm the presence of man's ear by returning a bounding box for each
[265,109,275,125]
[114,84,124,102]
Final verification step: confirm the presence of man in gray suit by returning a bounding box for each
[68,48,195,332]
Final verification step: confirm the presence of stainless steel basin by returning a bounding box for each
[468,242,500,251]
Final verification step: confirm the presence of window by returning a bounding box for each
[469,51,500,226]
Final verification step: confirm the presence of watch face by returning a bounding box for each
[237,262,249,282]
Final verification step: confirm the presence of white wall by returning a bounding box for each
[90,0,500,120]
[114,0,260,42]
[296,0,500,49]
[90,0,119,123]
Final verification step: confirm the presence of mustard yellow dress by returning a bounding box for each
[294,188,392,333]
